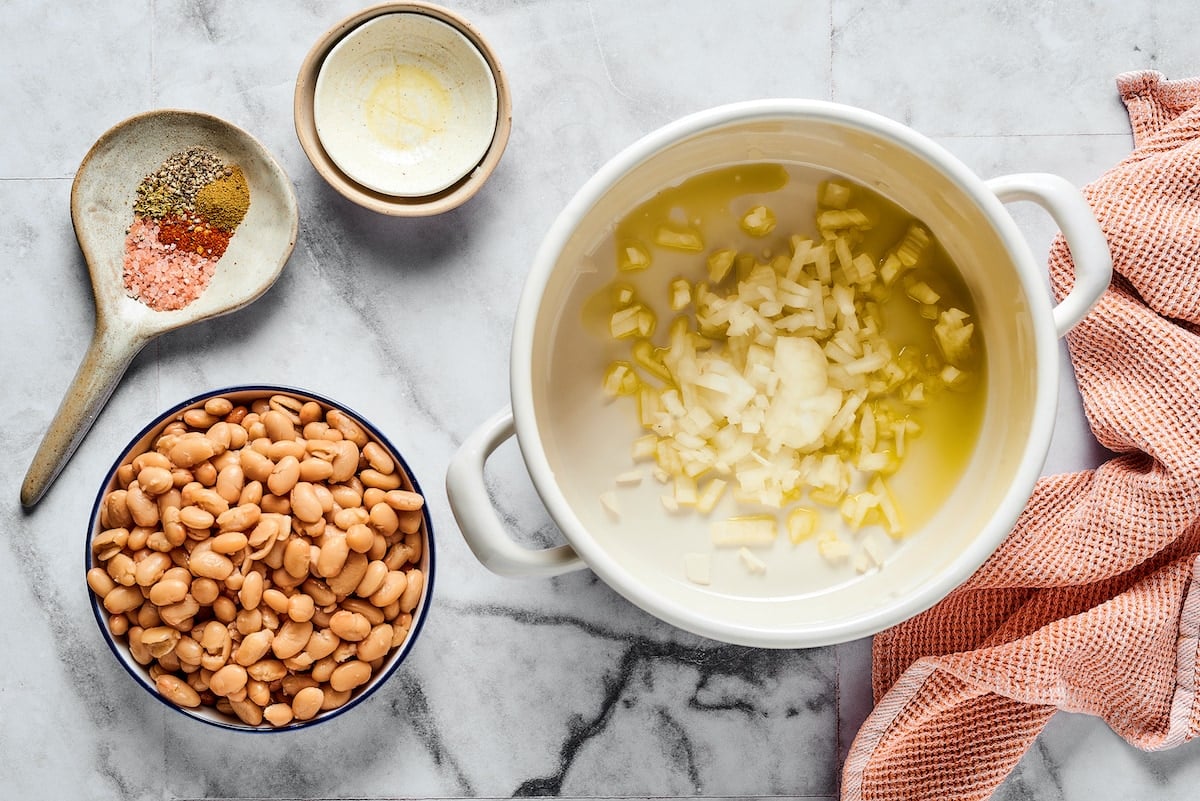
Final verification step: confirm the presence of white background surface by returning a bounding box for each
[2,1,1197,799]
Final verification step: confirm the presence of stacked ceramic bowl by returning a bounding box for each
[295,2,512,215]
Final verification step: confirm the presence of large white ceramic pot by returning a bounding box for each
[446,99,1111,648]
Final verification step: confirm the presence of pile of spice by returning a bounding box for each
[122,146,250,311]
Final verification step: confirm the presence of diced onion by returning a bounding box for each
[739,547,767,574]
[603,181,976,579]
[683,553,712,585]
[711,516,777,547]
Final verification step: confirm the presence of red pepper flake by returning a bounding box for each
[157,215,232,259]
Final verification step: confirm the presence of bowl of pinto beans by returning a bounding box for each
[85,385,434,730]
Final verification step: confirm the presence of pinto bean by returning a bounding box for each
[88,392,429,727]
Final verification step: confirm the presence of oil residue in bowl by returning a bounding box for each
[364,64,452,152]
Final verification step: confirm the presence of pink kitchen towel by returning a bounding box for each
[842,71,1200,801]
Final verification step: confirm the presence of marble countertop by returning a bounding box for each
[4,1,1199,799]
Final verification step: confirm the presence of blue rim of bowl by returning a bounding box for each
[86,384,436,732]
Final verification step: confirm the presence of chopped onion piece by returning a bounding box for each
[683,553,712,585]
[631,434,657,462]
[816,532,852,563]
[696,478,728,514]
[708,248,736,282]
[619,244,651,272]
[820,180,853,209]
[862,532,886,568]
[813,244,832,284]
[787,507,818,543]
[610,305,643,338]
[741,205,777,236]
[739,547,767,575]
[670,278,692,311]
[615,470,643,486]
[600,491,620,519]
[674,474,698,506]
[934,308,975,365]
[656,227,704,252]
[906,281,940,305]
[603,362,639,398]
[711,516,777,547]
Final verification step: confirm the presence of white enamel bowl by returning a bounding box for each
[314,12,498,197]
[295,2,512,216]
[447,100,1112,648]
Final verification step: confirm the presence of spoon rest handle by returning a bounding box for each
[21,326,146,508]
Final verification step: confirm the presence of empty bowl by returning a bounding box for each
[295,2,512,215]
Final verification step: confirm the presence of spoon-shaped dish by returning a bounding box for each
[20,110,299,508]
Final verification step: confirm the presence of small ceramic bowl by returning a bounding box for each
[295,2,511,215]
[87,385,435,731]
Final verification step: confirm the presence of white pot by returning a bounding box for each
[446,99,1111,648]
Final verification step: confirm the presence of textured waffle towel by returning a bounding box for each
[841,71,1200,801]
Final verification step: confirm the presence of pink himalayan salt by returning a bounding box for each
[122,216,219,311]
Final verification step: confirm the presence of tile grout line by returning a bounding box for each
[150,0,157,105]
[830,0,840,103]
[834,641,844,799]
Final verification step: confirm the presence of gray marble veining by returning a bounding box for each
[4,1,1200,800]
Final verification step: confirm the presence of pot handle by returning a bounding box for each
[446,407,586,577]
[986,173,1112,337]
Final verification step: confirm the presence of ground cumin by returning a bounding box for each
[196,166,250,231]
